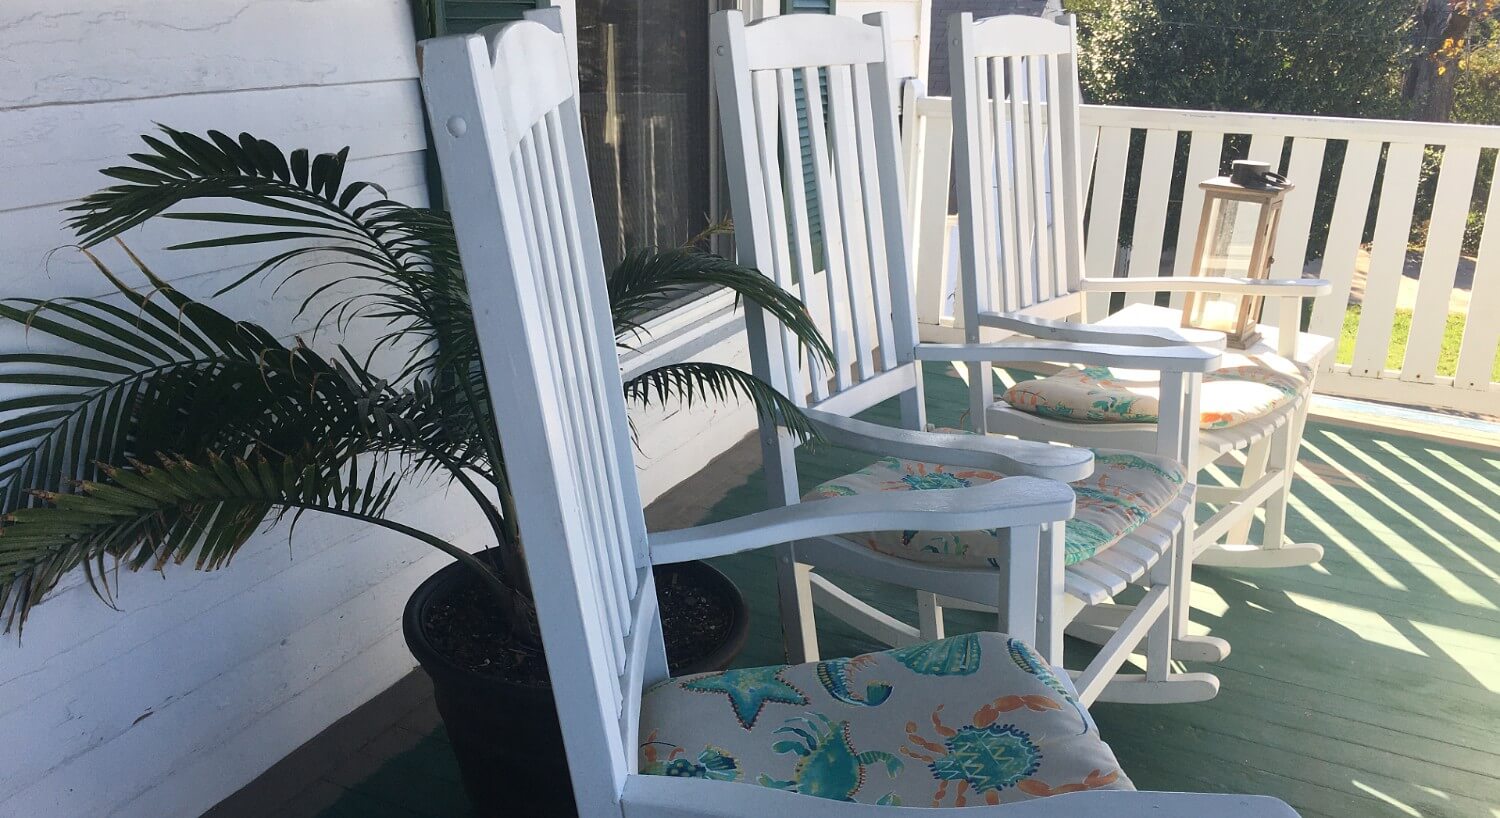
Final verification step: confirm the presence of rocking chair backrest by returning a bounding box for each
[712,10,918,416]
[950,14,1089,330]
[419,13,665,814]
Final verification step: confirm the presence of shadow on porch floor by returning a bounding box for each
[220,364,1500,818]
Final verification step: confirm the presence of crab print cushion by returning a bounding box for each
[638,633,1131,806]
[802,449,1183,567]
[1004,359,1308,429]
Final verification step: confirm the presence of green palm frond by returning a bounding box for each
[0,448,408,631]
[63,127,471,385]
[0,247,480,514]
[623,362,820,444]
[607,246,835,371]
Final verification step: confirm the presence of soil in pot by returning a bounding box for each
[405,556,748,817]
[422,560,746,681]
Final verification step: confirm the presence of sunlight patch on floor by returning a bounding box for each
[1302,438,1500,585]
[1328,431,1500,554]
[1189,583,1231,618]
[1295,442,1493,609]
[1285,473,1408,590]
[1351,780,1424,816]
[1282,591,1428,658]
[1408,620,1500,694]
[1428,447,1500,492]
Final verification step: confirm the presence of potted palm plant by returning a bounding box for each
[0,128,831,816]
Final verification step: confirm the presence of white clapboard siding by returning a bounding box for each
[0,485,487,815]
[1,79,427,212]
[0,3,447,817]
[3,152,428,300]
[837,0,927,81]
[906,97,1500,413]
[0,0,420,109]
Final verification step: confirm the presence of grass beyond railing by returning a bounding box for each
[1338,305,1500,383]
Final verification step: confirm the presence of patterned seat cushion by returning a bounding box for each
[638,633,1132,806]
[803,449,1184,567]
[1004,360,1309,429]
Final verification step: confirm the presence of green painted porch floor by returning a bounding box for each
[319,364,1500,818]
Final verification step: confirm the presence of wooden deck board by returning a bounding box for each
[308,363,1500,817]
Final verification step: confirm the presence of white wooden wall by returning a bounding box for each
[0,1,744,815]
[0,3,451,816]
[837,0,932,84]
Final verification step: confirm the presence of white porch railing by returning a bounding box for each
[903,91,1500,415]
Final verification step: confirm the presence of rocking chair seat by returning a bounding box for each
[802,449,1184,567]
[1002,356,1309,431]
[638,633,1131,806]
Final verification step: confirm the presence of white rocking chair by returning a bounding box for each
[418,11,1298,815]
[937,13,1334,665]
[712,10,1221,705]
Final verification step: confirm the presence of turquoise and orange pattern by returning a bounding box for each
[1003,360,1308,429]
[638,633,1130,806]
[800,448,1183,568]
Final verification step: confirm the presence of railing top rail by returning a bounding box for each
[905,93,1500,148]
[1080,104,1500,147]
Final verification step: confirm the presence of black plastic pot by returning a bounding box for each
[402,555,747,817]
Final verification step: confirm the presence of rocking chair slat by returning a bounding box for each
[985,57,1018,313]
[516,131,628,672]
[750,69,807,402]
[1011,56,1037,310]
[1044,53,1072,299]
[776,68,829,401]
[1024,55,1052,306]
[849,61,899,371]
[801,65,857,392]
[826,64,878,381]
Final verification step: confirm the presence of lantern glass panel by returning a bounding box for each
[1186,195,1265,334]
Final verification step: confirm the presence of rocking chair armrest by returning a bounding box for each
[648,476,1074,565]
[801,408,1094,482]
[1081,276,1333,298]
[914,339,1223,373]
[984,311,1228,350]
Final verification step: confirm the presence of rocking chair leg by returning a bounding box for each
[774,544,819,662]
[1034,523,1067,665]
[1262,396,1313,556]
[1197,402,1324,569]
[1224,436,1272,545]
[1172,507,1233,664]
[916,592,945,640]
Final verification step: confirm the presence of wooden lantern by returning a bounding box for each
[1181,161,1293,349]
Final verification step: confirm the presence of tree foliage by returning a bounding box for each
[1075,0,1414,117]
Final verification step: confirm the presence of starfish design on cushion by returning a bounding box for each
[681,666,809,729]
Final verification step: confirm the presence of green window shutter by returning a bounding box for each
[413,0,546,202]
[784,0,834,271]
[430,0,541,35]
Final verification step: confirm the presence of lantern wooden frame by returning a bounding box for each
[1181,177,1293,349]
